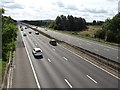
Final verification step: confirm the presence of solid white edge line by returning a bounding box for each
[58,44,120,80]
[64,79,72,88]
[86,75,97,84]
[63,57,68,61]
[20,30,41,89]
[48,59,51,62]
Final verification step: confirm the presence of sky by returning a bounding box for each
[0,0,119,22]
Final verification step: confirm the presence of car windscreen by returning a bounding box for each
[36,50,41,52]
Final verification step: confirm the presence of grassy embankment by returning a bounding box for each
[48,25,119,47]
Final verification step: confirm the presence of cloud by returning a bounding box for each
[81,8,108,14]
[2,0,14,4]
[53,1,65,8]
[65,4,78,11]
[3,3,24,9]
[2,0,118,22]
[106,0,118,2]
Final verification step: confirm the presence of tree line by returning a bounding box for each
[94,12,120,44]
[22,15,86,31]
[23,20,47,26]
[1,8,18,61]
[50,15,86,31]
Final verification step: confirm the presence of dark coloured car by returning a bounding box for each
[23,32,27,36]
[29,31,32,34]
[49,39,57,46]
[20,26,22,28]
[21,28,23,31]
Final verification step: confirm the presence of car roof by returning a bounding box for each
[34,48,42,51]
[51,39,56,41]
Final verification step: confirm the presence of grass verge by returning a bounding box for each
[0,59,2,86]
[0,60,7,87]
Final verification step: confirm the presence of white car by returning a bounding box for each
[35,32,39,35]
[32,48,43,57]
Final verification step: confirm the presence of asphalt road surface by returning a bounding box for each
[12,24,119,88]
[31,25,119,63]
[12,26,37,88]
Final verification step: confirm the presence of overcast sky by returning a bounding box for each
[0,0,119,22]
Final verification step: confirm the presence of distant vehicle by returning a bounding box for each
[45,28,47,31]
[32,48,43,58]
[49,39,57,46]
[23,32,26,36]
[20,26,22,28]
[25,27,27,29]
[21,28,23,31]
[35,32,39,35]
[29,31,32,34]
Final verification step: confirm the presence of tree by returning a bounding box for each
[106,31,116,42]
[67,15,75,31]
[55,16,62,30]
[94,30,106,39]
[0,8,5,14]
[93,20,96,25]
[95,12,120,43]
[60,15,67,30]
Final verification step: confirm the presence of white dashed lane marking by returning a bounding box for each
[87,43,91,45]
[94,49,99,52]
[86,75,98,84]
[63,57,68,61]
[64,79,72,88]
[53,48,55,51]
[48,59,51,62]
[104,48,109,51]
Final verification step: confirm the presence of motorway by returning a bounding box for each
[30,26,119,62]
[12,24,119,88]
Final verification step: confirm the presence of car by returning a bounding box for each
[32,48,43,58]
[25,27,27,29]
[29,31,32,34]
[21,28,23,31]
[45,28,47,31]
[23,32,26,36]
[20,26,22,28]
[35,32,39,35]
[49,39,57,46]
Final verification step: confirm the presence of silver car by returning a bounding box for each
[32,48,43,58]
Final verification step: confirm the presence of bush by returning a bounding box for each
[2,16,18,61]
[94,30,106,39]
[116,32,120,44]
[106,31,116,42]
